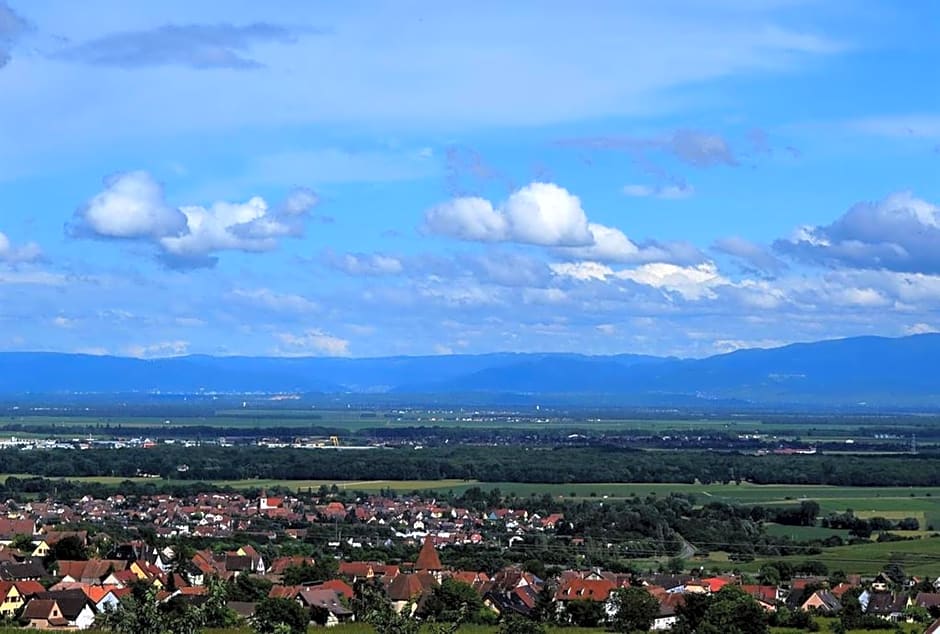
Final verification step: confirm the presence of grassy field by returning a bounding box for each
[5,410,934,439]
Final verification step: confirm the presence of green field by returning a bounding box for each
[4,410,934,440]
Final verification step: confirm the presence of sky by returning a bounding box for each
[1,0,939,359]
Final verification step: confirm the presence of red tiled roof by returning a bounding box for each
[415,536,442,571]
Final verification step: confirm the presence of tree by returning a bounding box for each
[282,559,337,586]
[609,587,660,633]
[699,587,768,634]
[420,578,486,623]
[10,533,34,553]
[499,614,547,634]
[97,584,164,634]
[563,600,605,628]
[673,592,712,634]
[531,584,557,624]
[252,597,309,634]
[674,587,768,634]
[229,574,274,602]
[51,535,88,562]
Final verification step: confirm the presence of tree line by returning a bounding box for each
[4,445,940,486]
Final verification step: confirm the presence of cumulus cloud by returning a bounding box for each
[616,262,728,300]
[71,171,319,268]
[70,171,188,239]
[275,329,350,356]
[426,181,699,266]
[550,260,728,301]
[0,231,42,263]
[323,250,404,276]
[0,1,29,68]
[776,192,940,273]
[713,235,786,276]
[559,223,704,265]
[56,23,317,70]
[424,182,592,246]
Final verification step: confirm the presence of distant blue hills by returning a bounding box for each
[1,334,938,406]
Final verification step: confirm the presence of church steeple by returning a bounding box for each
[415,535,442,571]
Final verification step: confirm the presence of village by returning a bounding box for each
[0,488,936,631]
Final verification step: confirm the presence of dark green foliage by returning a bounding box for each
[251,597,309,634]
[674,586,768,634]
[281,559,337,586]
[9,444,940,486]
[499,614,547,634]
[51,535,88,562]
[563,600,605,628]
[420,578,489,624]
[609,587,660,633]
[228,574,273,602]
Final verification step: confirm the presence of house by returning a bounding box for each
[799,589,842,614]
[0,519,36,543]
[230,545,266,575]
[22,599,69,629]
[0,580,44,618]
[739,585,780,611]
[309,579,355,601]
[27,590,97,630]
[871,573,893,593]
[296,588,354,626]
[386,572,438,615]
[914,592,940,612]
[269,556,316,577]
[652,593,686,631]
[861,591,908,622]
[0,559,46,582]
[483,584,539,618]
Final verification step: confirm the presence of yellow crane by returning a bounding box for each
[329,435,340,447]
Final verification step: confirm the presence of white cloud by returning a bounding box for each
[560,223,701,265]
[424,182,592,246]
[52,316,76,329]
[0,231,42,263]
[776,192,940,273]
[549,261,615,281]
[71,171,188,239]
[427,182,699,265]
[906,322,938,335]
[230,288,318,313]
[615,262,728,300]
[72,171,319,268]
[125,340,190,358]
[324,251,404,276]
[550,260,729,300]
[623,183,695,199]
[275,329,350,356]
[502,183,593,246]
[596,323,617,336]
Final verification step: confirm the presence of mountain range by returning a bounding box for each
[0,334,937,406]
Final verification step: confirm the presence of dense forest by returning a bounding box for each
[1,445,939,486]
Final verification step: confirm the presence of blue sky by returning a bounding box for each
[1,0,939,358]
